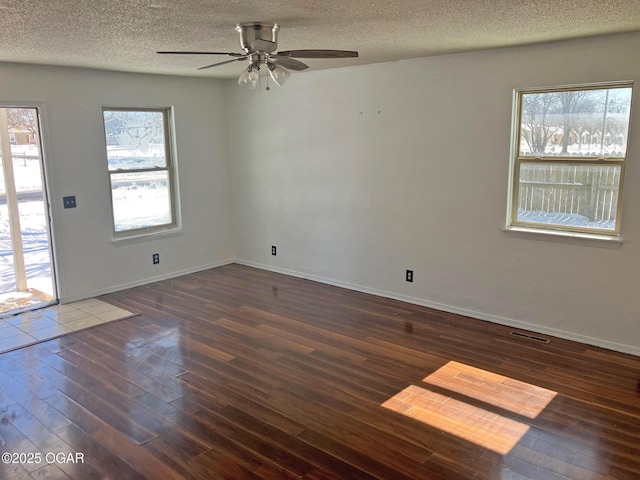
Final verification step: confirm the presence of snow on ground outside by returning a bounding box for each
[1,145,52,296]
[517,209,615,230]
[0,201,53,295]
[0,145,43,194]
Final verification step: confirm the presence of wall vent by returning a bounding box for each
[510,331,550,344]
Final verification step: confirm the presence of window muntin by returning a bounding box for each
[510,84,633,236]
[103,108,177,236]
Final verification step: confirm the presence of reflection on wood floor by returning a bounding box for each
[1,263,639,479]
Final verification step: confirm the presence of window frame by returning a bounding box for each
[507,81,633,238]
[102,106,180,239]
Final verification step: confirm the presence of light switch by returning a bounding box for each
[63,196,77,209]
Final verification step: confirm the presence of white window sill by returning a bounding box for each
[112,227,183,245]
[502,226,622,248]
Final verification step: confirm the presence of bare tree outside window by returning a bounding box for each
[5,108,37,136]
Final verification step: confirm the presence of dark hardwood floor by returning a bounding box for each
[1,263,639,479]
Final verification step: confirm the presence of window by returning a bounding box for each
[102,108,178,237]
[507,83,633,237]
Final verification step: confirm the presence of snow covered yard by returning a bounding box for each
[1,145,53,301]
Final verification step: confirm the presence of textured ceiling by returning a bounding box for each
[0,0,639,79]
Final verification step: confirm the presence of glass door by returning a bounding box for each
[0,106,57,317]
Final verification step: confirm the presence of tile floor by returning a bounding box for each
[0,298,136,354]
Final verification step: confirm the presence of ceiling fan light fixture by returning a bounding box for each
[158,23,359,90]
[238,64,260,89]
[267,63,290,86]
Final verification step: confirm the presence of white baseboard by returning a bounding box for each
[60,258,235,304]
[234,258,640,357]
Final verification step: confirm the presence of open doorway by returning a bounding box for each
[0,106,57,317]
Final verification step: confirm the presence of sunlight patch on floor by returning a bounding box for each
[423,361,557,418]
[382,384,530,455]
[382,361,557,455]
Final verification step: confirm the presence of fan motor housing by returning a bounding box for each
[236,23,279,52]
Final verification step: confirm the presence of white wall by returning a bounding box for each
[0,63,234,302]
[227,32,640,355]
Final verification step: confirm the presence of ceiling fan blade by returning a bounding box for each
[276,49,359,59]
[272,56,309,71]
[250,39,277,53]
[157,51,246,57]
[198,56,248,70]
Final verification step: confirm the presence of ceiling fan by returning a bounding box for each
[158,23,358,89]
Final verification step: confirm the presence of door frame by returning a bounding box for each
[0,100,59,308]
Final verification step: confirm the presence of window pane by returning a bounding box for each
[103,110,167,170]
[110,171,172,231]
[519,87,632,158]
[517,163,620,231]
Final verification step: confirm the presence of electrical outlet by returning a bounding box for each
[63,195,77,209]
[152,253,160,264]
[272,246,277,256]
[406,270,413,282]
